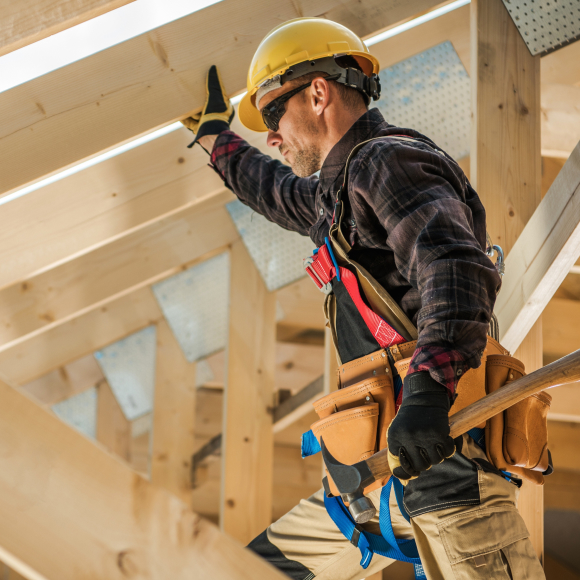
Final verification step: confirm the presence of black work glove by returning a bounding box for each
[182,65,234,148]
[387,371,457,484]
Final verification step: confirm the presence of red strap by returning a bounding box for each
[304,246,405,348]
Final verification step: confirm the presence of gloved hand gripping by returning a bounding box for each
[387,372,458,483]
[182,65,235,148]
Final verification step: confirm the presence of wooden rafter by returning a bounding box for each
[0,0,442,198]
[0,0,137,57]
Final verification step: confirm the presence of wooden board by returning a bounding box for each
[151,320,197,505]
[0,0,440,198]
[541,84,580,159]
[0,190,237,353]
[221,241,277,543]
[0,377,287,580]
[19,354,104,406]
[0,286,162,385]
[0,0,136,57]
[495,142,580,353]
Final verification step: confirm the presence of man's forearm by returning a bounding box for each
[198,134,218,154]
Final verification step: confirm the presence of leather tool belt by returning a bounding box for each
[306,136,552,495]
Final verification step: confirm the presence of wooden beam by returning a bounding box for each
[0,190,237,353]
[0,286,162,385]
[0,377,286,580]
[96,379,130,461]
[221,240,276,543]
[18,354,103,405]
[0,0,137,57]
[0,0,441,199]
[494,142,580,353]
[471,0,543,559]
[151,320,197,505]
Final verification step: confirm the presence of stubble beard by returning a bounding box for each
[290,143,323,177]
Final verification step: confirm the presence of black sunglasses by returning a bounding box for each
[260,81,313,132]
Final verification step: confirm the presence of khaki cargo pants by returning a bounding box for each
[248,436,545,580]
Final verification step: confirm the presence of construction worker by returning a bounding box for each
[183,18,546,580]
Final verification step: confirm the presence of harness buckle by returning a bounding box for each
[303,256,332,295]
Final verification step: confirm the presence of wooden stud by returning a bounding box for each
[221,240,277,544]
[471,0,543,559]
[0,0,137,57]
[151,320,197,505]
[96,379,131,461]
[0,377,287,580]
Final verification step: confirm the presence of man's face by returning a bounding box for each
[259,80,324,178]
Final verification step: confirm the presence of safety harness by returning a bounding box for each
[301,136,487,579]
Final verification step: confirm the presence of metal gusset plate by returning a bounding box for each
[152,252,229,362]
[502,0,580,56]
[52,387,98,439]
[373,41,470,161]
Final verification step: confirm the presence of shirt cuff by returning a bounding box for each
[210,130,245,171]
[407,346,469,396]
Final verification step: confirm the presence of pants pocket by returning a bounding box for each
[437,505,543,579]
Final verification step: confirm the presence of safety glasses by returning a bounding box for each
[260,81,312,132]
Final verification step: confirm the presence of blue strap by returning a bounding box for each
[301,429,321,458]
[324,236,341,282]
[323,477,422,570]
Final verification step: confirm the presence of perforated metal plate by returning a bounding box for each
[94,326,157,421]
[152,253,229,362]
[52,387,97,439]
[373,41,470,161]
[502,0,580,56]
[227,200,314,291]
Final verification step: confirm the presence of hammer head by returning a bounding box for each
[320,438,377,524]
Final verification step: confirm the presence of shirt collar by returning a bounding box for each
[318,108,389,193]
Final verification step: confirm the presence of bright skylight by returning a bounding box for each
[0,0,469,206]
[0,0,223,94]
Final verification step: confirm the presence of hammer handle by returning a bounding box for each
[365,348,580,479]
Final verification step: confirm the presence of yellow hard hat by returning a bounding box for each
[239,18,380,132]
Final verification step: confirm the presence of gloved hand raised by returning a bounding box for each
[387,371,457,483]
[182,65,234,148]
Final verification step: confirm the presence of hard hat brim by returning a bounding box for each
[239,91,268,132]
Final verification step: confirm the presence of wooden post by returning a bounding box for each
[221,241,277,544]
[151,319,197,505]
[471,0,543,561]
[96,380,131,462]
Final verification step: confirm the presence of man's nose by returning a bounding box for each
[266,130,282,148]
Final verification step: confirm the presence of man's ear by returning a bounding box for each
[310,77,331,116]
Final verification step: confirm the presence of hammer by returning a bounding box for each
[321,348,580,524]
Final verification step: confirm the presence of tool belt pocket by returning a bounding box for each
[311,349,396,496]
[485,355,552,485]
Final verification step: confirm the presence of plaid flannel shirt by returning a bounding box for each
[209,108,501,395]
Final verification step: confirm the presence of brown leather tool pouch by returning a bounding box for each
[485,355,552,485]
[311,348,396,497]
